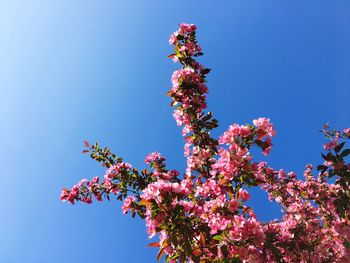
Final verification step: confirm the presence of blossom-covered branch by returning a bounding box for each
[61,24,350,263]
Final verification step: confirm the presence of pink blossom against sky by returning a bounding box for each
[0,0,349,262]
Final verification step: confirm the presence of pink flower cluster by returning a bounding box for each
[253,117,277,137]
[324,132,339,150]
[61,24,350,263]
[170,68,208,136]
[344,128,350,136]
[169,23,201,59]
[60,161,132,205]
[122,195,135,214]
[144,151,165,164]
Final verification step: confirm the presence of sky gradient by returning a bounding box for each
[1,1,349,262]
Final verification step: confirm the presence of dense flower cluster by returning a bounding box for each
[61,24,350,263]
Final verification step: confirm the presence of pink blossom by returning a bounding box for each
[238,189,250,202]
[169,32,178,45]
[61,23,350,263]
[122,196,135,214]
[88,176,99,188]
[144,151,165,164]
[344,128,350,136]
[179,23,197,34]
[229,199,239,211]
[253,117,276,137]
[324,133,339,150]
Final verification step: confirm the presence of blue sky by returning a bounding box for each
[0,1,349,262]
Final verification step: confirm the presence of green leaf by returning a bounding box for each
[177,34,184,40]
[335,142,346,153]
[317,165,327,171]
[341,149,350,157]
[201,68,211,75]
[321,153,328,160]
[213,235,223,241]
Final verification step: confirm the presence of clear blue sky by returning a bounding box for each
[1,1,349,262]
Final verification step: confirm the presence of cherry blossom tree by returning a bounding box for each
[61,24,350,263]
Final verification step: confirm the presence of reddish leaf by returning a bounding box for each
[192,248,201,257]
[148,242,160,247]
[157,247,166,262]
[199,232,206,247]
